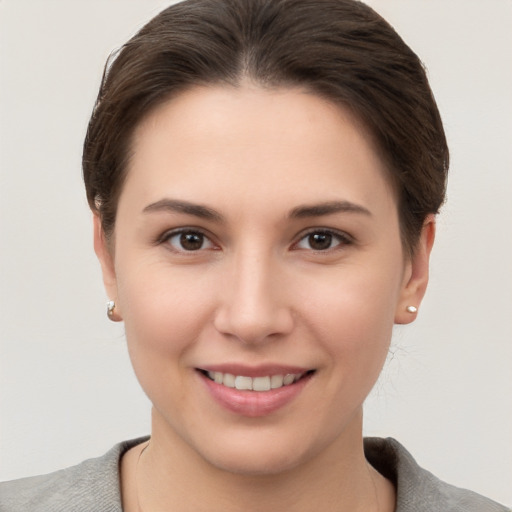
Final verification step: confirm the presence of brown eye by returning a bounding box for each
[166,230,214,252]
[295,230,351,251]
[180,232,204,250]
[307,233,332,250]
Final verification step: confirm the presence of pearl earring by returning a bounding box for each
[107,300,116,320]
[406,306,418,313]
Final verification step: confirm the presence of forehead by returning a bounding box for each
[123,84,396,216]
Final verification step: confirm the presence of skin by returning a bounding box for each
[94,84,435,511]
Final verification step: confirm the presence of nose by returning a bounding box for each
[213,250,294,344]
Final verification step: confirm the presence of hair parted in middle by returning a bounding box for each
[83,0,448,256]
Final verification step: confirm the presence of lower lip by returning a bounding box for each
[199,372,313,417]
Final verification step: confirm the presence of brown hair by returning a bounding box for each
[83,0,448,256]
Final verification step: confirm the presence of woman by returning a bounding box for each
[0,0,509,510]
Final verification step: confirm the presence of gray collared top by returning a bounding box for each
[0,437,509,512]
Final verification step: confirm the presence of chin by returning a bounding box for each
[205,448,303,477]
[190,428,318,477]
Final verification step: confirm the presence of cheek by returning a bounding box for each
[116,262,217,368]
[115,265,222,422]
[306,263,401,337]
[302,263,402,381]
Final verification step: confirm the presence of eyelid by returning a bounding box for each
[157,227,219,251]
[155,226,353,253]
[292,227,354,251]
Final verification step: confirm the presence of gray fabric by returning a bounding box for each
[0,437,146,512]
[365,438,510,512]
[0,437,508,511]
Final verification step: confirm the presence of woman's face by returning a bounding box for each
[96,85,432,475]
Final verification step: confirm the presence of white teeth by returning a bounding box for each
[283,374,296,385]
[234,376,253,390]
[223,373,235,388]
[205,371,304,391]
[270,375,284,389]
[252,376,271,391]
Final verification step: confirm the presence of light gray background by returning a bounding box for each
[1,0,511,506]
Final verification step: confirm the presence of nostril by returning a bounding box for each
[213,307,294,345]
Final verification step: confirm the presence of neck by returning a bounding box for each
[130,408,395,512]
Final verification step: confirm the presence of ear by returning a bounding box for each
[93,214,123,321]
[394,215,436,324]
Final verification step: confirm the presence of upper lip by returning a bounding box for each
[197,364,312,378]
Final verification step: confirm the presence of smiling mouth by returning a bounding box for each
[199,370,315,392]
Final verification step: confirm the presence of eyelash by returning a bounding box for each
[158,227,353,253]
[293,228,353,252]
[159,228,217,253]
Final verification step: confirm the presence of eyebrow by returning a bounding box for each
[289,200,372,219]
[143,199,224,222]
[142,198,371,222]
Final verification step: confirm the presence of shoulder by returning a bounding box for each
[364,437,510,512]
[0,437,148,512]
